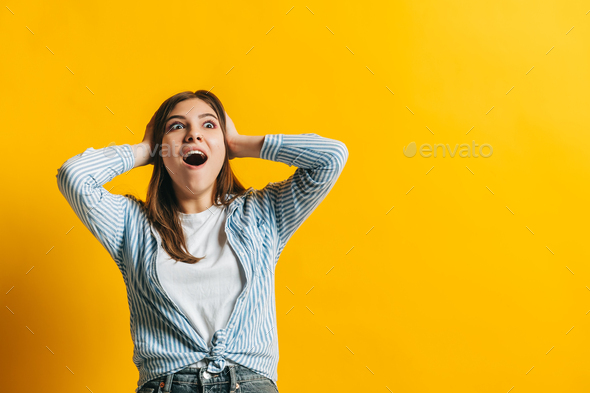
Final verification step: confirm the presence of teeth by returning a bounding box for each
[184,150,206,158]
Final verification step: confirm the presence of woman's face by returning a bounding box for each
[161,98,226,199]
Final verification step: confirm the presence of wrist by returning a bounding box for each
[228,135,243,158]
[132,142,153,168]
[229,135,264,159]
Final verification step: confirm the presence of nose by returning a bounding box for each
[185,128,203,143]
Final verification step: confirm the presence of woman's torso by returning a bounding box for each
[156,204,246,367]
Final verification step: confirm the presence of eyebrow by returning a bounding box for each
[166,113,218,123]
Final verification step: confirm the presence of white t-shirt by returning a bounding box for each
[156,203,246,367]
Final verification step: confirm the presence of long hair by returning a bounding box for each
[124,90,248,264]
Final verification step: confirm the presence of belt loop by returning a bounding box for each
[228,365,237,393]
[162,372,174,393]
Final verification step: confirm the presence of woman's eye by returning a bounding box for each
[168,122,184,131]
[204,121,215,129]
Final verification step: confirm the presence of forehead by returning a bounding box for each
[168,98,212,118]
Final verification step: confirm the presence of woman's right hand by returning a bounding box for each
[132,111,157,168]
[141,112,157,165]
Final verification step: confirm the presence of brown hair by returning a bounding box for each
[124,90,248,264]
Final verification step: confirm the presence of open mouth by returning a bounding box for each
[183,150,208,167]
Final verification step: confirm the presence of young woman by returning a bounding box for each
[56,90,348,393]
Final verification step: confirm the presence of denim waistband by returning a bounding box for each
[148,363,272,393]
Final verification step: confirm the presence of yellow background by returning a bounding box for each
[2,1,589,392]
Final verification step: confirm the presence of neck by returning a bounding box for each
[174,186,217,214]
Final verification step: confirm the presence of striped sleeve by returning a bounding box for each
[259,133,349,257]
[56,144,136,267]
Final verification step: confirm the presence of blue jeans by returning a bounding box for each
[138,364,279,393]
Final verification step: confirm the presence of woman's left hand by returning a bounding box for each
[224,111,240,160]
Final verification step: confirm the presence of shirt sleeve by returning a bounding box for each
[258,133,349,258]
[55,143,136,267]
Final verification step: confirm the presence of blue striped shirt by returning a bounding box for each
[56,133,348,392]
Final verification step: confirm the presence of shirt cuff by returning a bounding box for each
[259,134,283,163]
[114,143,136,174]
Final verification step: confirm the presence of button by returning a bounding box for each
[203,371,211,379]
[159,382,165,388]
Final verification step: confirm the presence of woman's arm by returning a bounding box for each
[56,143,137,267]
[255,133,349,258]
[56,114,155,267]
[224,112,349,258]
